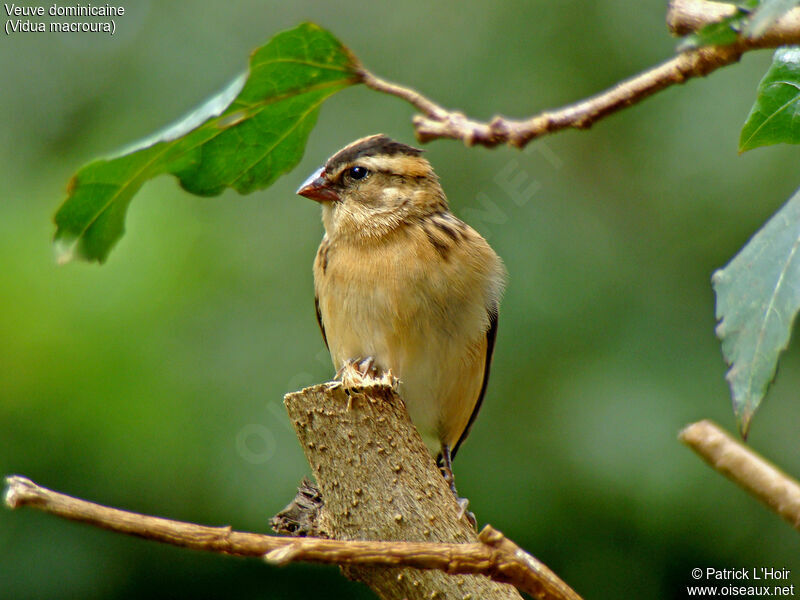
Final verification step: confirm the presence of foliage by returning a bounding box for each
[53,23,360,263]
[740,47,800,151]
[672,0,800,434]
[713,188,800,437]
[705,42,800,436]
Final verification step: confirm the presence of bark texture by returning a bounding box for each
[284,377,523,600]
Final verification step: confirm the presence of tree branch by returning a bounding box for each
[358,0,800,148]
[4,375,583,600]
[3,475,577,599]
[667,0,800,40]
[679,420,800,532]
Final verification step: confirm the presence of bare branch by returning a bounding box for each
[679,420,800,532]
[359,0,800,148]
[4,474,581,600]
[358,69,449,122]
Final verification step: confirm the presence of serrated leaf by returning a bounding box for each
[53,22,360,263]
[713,187,800,438]
[744,0,800,37]
[739,46,800,151]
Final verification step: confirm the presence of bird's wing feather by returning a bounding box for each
[315,295,328,350]
[451,302,499,458]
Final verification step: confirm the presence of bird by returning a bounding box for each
[297,134,506,514]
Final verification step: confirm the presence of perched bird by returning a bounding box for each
[297,134,506,507]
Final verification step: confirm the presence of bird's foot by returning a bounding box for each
[439,445,477,529]
[443,470,476,528]
[457,497,477,529]
[336,357,383,386]
[334,358,397,405]
[355,356,379,377]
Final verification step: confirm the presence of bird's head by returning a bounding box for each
[297,134,447,241]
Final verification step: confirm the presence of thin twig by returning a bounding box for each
[679,420,800,532]
[357,69,449,122]
[358,0,800,148]
[4,475,582,600]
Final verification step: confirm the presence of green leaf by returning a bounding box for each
[54,22,360,263]
[744,0,800,37]
[739,46,800,152]
[678,16,742,50]
[677,1,758,51]
[712,187,800,438]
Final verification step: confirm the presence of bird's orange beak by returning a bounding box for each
[297,167,339,203]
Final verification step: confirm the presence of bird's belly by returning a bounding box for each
[322,283,482,454]
[324,283,401,371]
[331,325,451,451]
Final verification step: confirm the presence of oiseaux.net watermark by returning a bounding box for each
[686,567,794,597]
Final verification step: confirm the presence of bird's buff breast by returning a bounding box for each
[315,240,484,450]
[319,253,443,378]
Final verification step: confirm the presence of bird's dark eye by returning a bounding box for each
[347,166,369,181]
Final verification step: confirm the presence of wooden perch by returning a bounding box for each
[4,374,582,600]
[284,376,490,598]
[279,373,568,599]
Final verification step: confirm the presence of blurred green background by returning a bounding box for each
[3,1,800,598]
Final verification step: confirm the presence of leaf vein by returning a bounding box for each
[742,87,800,147]
[743,228,800,399]
[64,145,172,256]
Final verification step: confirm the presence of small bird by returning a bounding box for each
[297,134,506,510]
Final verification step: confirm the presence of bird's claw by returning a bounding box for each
[334,358,398,405]
[355,356,378,377]
[456,497,477,529]
[334,363,346,380]
[336,357,381,386]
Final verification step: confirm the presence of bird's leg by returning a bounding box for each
[438,444,476,528]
